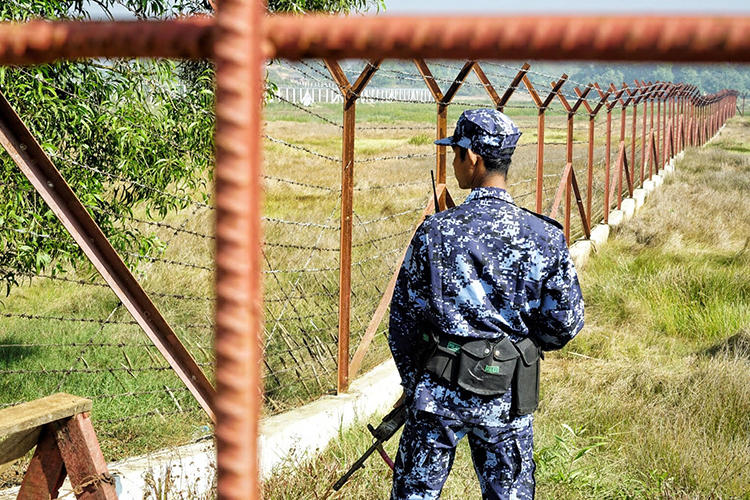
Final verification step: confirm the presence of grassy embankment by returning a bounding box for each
[263,116,750,499]
[0,97,639,470]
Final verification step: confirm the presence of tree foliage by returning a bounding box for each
[0,0,380,293]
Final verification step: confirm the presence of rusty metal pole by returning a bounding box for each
[415,59,474,210]
[631,89,638,187]
[615,84,627,209]
[524,74,566,213]
[575,85,604,230]
[656,85,662,169]
[214,0,265,496]
[339,98,354,394]
[603,96,613,223]
[639,82,648,185]
[556,82,591,241]
[324,59,381,394]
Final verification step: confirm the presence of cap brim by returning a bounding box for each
[434,137,455,146]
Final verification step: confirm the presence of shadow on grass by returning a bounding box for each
[0,334,40,364]
[702,330,750,359]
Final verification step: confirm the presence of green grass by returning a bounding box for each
[262,116,750,499]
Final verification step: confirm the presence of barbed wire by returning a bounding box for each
[50,151,214,211]
[267,90,343,128]
[353,207,422,225]
[264,134,340,162]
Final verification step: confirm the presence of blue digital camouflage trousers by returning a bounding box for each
[390,409,535,500]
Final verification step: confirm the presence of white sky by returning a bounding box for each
[381,0,750,13]
[97,0,750,19]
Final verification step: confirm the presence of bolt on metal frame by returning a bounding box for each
[0,8,745,499]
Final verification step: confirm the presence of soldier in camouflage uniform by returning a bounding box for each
[388,109,585,500]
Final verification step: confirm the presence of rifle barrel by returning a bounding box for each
[332,440,382,491]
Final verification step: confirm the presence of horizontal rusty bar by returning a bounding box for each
[0,18,213,64]
[264,15,750,62]
[1,15,750,64]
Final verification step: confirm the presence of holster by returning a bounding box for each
[510,337,542,417]
[422,333,542,415]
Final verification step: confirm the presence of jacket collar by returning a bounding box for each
[463,187,515,205]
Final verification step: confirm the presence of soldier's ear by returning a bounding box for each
[466,148,480,166]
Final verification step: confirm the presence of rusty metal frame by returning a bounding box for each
[0,9,743,500]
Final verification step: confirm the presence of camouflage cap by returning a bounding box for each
[434,109,521,160]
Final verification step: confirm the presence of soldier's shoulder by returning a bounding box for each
[421,205,465,230]
[517,206,563,231]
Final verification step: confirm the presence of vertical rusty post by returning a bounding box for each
[612,83,629,209]
[415,59,475,209]
[339,99,354,394]
[214,0,265,497]
[656,84,663,171]
[597,83,623,222]
[638,81,648,185]
[575,85,604,230]
[630,88,638,187]
[524,73,566,213]
[324,59,381,394]
[556,82,590,241]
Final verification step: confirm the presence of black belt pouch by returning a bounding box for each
[457,337,518,396]
[511,337,542,416]
[423,335,461,386]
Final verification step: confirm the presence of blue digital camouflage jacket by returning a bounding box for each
[388,187,585,424]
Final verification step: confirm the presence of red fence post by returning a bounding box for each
[324,59,382,394]
[523,74,567,213]
[415,59,475,210]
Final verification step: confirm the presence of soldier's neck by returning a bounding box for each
[475,174,507,190]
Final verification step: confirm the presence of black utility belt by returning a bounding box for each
[422,333,542,416]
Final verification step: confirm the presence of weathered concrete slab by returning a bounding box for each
[569,240,592,269]
[589,224,610,250]
[620,198,636,220]
[642,179,655,193]
[608,210,624,227]
[633,189,646,211]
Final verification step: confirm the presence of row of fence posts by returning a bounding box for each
[326,59,738,393]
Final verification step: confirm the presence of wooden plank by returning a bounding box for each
[54,413,118,500]
[17,426,66,500]
[0,394,91,465]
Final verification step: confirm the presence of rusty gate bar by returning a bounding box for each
[0,16,749,65]
[213,0,264,497]
[0,91,216,420]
